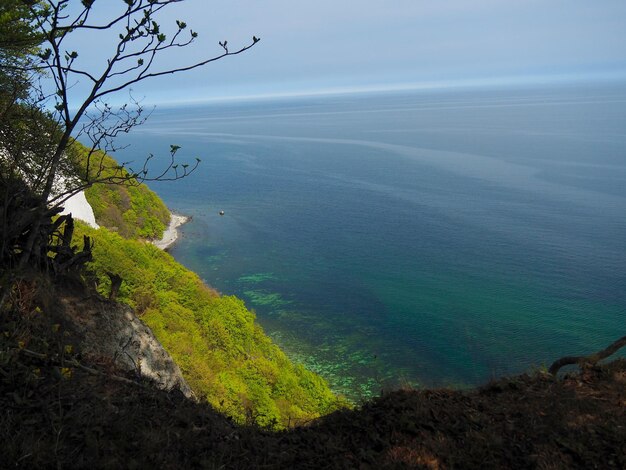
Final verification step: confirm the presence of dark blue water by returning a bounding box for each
[115,84,626,398]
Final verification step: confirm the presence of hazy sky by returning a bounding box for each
[63,0,626,104]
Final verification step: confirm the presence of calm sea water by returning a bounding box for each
[115,84,626,399]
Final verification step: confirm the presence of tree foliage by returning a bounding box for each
[0,1,259,271]
[0,2,340,430]
[24,0,258,204]
[0,0,41,100]
[74,221,347,429]
[74,141,171,239]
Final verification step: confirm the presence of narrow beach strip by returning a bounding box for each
[151,213,190,250]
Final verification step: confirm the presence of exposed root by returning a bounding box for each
[549,335,626,375]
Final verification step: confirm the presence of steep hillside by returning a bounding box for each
[54,283,193,399]
[1,284,624,468]
[74,221,346,428]
[76,143,171,240]
[67,148,346,428]
[2,149,624,468]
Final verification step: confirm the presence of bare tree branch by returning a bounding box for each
[2,0,260,270]
[549,335,626,376]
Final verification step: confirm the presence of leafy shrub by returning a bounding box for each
[74,142,170,240]
[75,222,347,428]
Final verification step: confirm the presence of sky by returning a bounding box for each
[61,0,626,104]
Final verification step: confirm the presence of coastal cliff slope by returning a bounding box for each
[1,280,624,469]
[54,284,193,398]
[2,148,623,467]
[69,147,346,428]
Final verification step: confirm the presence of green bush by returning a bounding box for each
[75,222,347,429]
[73,142,170,240]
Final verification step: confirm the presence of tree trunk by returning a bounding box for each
[17,131,71,270]
[108,272,123,301]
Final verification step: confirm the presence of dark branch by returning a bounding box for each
[549,335,626,376]
[95,40,259,100]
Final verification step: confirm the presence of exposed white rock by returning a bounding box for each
[59,293,194,399]
[50,173,99,229]
[60,190,100,229]
[1,148,99,229]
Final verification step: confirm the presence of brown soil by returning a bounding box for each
[1,279,625,469]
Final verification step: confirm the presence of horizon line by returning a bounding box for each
[146,70,626,107]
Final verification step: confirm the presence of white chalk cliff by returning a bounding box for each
[60,189,100,229]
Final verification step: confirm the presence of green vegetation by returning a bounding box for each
[1,0,344,431]
[75,148,346,428]
[0,0,41,93]
[74,222,346,428]
[76,142,170,240]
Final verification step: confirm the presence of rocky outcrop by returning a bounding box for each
[59,189,100,229]
[57,291,193,399]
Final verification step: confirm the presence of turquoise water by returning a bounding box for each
[115,84,626,399]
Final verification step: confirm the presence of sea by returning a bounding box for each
[114,83,626,399]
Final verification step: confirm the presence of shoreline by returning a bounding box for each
[151,212,190,250]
